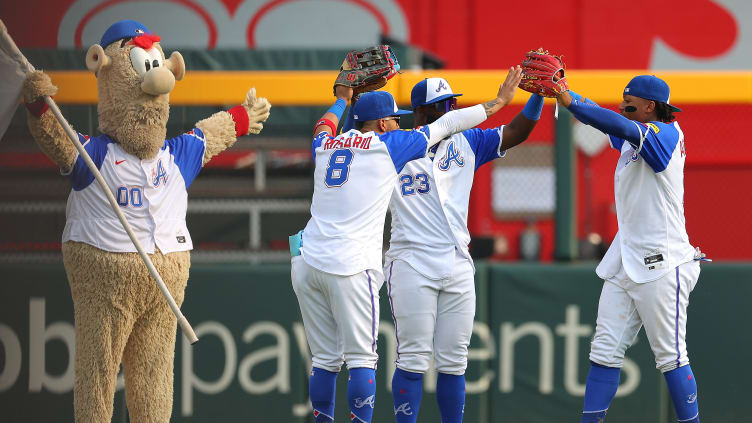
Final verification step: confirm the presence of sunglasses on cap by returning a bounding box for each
[381,116,400,124]
[432,97,457,112]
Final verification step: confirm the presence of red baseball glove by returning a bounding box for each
[518,48,568,97]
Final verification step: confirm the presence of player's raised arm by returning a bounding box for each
[483,65,523,117]
[499,93,544,151]
[424,66,522,148]
[314,84,353,136]
[557,89,646,144]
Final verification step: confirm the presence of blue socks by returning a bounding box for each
[392,368,423,422]
[580,362,699,423]
[310,367,337,422]
[582,361,620,422]
[664,365,699,422]
[348,367,377,422]
[436,372,465,423]
[392,370,466,423]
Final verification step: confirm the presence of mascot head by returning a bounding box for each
[85,20,186,159]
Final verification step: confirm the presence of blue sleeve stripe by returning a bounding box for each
[414,126,430,145]
[634,124,678,173]
[61,134,89,176]
[70,134,111,191]
[383,130,428,173]
[464,127,502,171]
[169,129,206,188]
[496,126,506,158]
[609,135,625,150]
[312,132,331,161]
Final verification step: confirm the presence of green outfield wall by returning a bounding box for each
[0,262,749,422]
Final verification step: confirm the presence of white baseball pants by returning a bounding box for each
[590,260,701,372]
[291,256,383,372]
[384,253,475,375]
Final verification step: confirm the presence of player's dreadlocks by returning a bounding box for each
[655,102,676,123]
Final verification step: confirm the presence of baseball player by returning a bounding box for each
[382,78,544,423]
[291,67,523,423]
[556,76,705,423]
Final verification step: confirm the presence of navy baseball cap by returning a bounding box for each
[352,91,412,122]
[624,75,681,112]
[411,77,462,110]
[100,20,152,48]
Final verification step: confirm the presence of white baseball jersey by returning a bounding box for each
[596,120,696,283]
[61,129,206,253]
[386,126,506,279]
[301,127,432,276]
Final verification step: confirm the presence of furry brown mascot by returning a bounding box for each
[22,20,271,422]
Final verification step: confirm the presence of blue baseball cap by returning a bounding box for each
[411,77,462,110]
[100,20,152,48]
[352,91,412,122]
[624,75,681,112]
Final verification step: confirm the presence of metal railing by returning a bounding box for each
[0,199,310,264]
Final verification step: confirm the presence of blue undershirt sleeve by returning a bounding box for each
[568,100,643,143]
[568,90,599,106]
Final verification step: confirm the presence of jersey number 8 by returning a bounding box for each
[324,149,354,187]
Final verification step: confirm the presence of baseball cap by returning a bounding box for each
[100,20,152,48]
[352,91,412,122]
[411,78,463,110]
[624,75,681,112]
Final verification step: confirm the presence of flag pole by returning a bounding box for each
[0,19,198,345]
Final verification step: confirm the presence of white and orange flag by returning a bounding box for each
[0,19,32,141]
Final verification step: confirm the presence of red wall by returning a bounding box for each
[2,0,739,68]
[397,0,737,69]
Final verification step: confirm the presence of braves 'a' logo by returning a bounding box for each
[353,395,375,409]
[438,141,465,171]
[395,402,413,415]
[435,80,448,92]
[152,159,168,187]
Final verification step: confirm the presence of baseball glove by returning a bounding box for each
[334,45,400,95]
[518,48,568,97]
